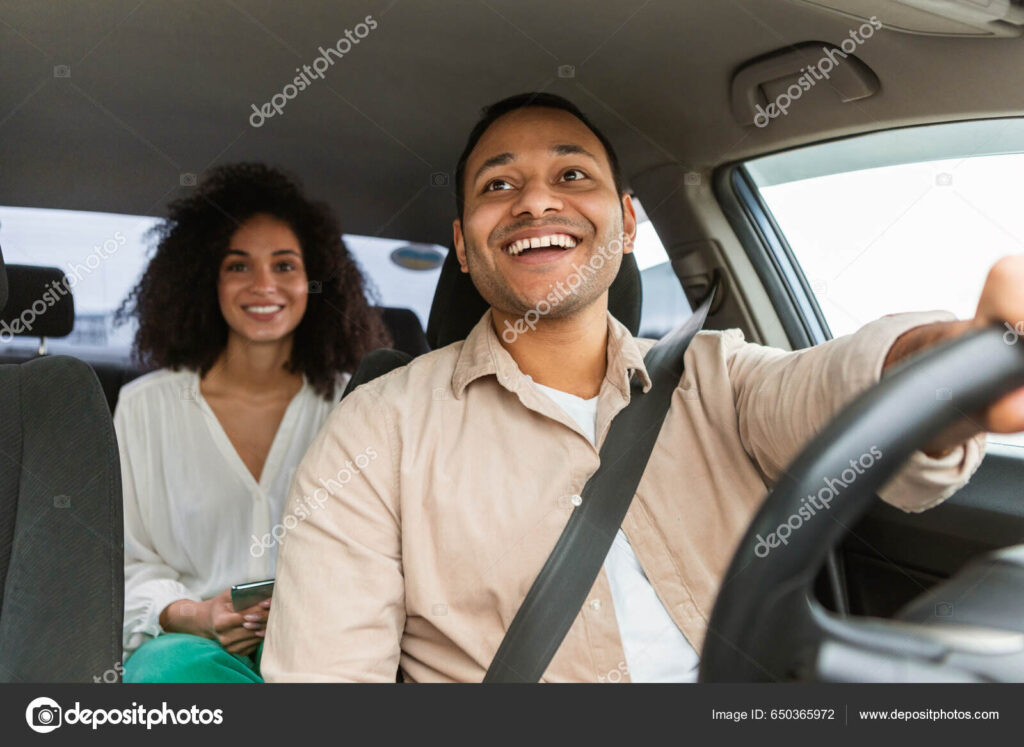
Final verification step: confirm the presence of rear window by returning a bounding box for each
[0,206,446,355]
[1,201,690,353]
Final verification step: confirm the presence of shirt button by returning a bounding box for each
[570,494,583,507]
[589,599,601,611]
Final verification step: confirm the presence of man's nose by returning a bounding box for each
[511,177,563,218]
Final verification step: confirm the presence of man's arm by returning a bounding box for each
[261,386,404,682]
[883,256,1024,458]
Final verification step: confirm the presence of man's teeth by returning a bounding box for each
[244,305,283,313]
[504,233,578,256]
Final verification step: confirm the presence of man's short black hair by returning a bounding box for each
[454,92,625,221]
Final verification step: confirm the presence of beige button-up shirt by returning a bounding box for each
[262,309,986,682]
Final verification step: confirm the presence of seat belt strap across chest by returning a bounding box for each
[484,281,719,682]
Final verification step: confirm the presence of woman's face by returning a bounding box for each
[217,213,309,345]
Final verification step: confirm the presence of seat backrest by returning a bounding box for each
[0,358,124,681]
[342,348,413,399]
[378,306,430,356]
[0,247,123,681]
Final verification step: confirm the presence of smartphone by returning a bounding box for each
[230,579,274,611]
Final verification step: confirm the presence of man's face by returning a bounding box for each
[454,107,636,321]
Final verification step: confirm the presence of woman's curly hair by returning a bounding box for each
[117,163,391,399]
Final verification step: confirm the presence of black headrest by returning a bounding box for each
[0,265,75,339]
[378,307,430,357]
[0,244,7,312]
[426,250,642,349]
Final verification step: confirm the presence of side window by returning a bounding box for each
[745,119,1024,447]
[633,199,692,338]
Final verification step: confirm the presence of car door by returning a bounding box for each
[718,117,1024,617]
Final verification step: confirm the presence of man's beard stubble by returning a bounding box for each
[464,216,625,320]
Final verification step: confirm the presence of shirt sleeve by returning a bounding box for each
[261,384,405,682]
[116,395,201,657]
[726,310,987,512]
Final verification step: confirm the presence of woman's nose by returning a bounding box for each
[249,265,277,294]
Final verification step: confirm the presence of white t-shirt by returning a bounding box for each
[534,381,701,683]
[115,368,346,656]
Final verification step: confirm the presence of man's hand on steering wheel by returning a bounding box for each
[883,255,1024,457]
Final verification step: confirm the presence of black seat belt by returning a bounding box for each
[484,280,719,682]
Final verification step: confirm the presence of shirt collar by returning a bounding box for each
[451,308,652,400]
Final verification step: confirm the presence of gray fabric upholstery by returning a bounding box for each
[0,356,123,682]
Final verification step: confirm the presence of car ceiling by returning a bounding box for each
[1,0,1022,249]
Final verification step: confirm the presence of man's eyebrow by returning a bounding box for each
[473,152,515,183]
[551,144,599,162]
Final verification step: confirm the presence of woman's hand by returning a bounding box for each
[160,590,272,656]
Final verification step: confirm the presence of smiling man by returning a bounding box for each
[262,93,1024,683]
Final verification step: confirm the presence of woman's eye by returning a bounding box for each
[275,261,296,271]
[483,179,513,192]
[561,168,588,182]
[224,262,247,272]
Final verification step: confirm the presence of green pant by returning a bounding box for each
[123,633,264,683]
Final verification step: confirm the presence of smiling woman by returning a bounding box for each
[112,163,391,683]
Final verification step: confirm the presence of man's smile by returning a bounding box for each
[502,231,579,256]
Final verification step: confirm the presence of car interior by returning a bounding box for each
[1,0,1024,682]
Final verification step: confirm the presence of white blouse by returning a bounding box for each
[115,368,346,656]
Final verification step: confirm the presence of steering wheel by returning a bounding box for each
[699,325,1024,682]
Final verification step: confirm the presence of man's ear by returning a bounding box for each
[621,194,638,254]
[452,219,469,273]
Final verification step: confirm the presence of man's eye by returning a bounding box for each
[561,168,588,182]
[483,179,513,192]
